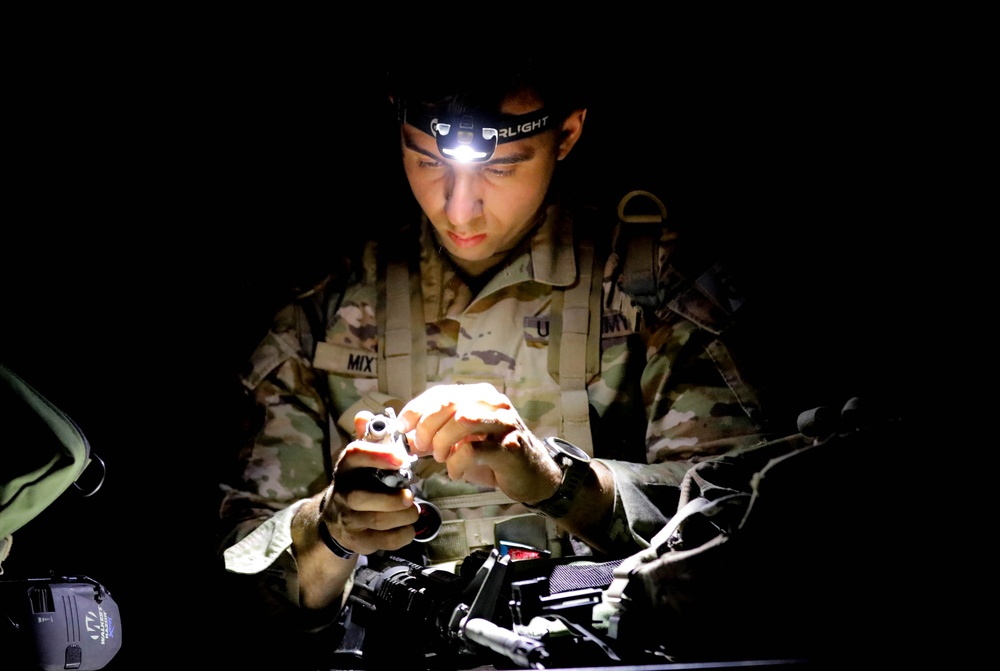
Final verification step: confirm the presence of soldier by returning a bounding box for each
[217,53,775,662]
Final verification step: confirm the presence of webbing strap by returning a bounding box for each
[427,513,562,564]
[378,260,426,401]
[381,241,600,455]
[555,239,600,455]
[430,490,518,509]
[424,492,562,562]
[616,190,668,306]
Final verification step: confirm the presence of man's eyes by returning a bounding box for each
[483,166,515,178]
[415,159,515,178]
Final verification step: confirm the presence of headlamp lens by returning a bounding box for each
[434,115,498,162]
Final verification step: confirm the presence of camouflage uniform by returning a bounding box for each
[220,197,767,611]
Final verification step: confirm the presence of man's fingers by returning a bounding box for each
[335,487,415,512]
[354,410,375,439]
[399,383,516,456]
[445,440,502,485]
[339,443,410,472]
[339,506,420,533]
[413,411,516,460]
[337,523,417,555]
[325,491,420,554]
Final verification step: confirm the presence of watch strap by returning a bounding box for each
[526,437,590,518]
[317,490,356,559]
[318,519,357,559]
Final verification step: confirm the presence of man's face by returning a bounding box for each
[399,91,580,275]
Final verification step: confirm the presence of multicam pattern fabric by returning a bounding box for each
[220,198,767,606]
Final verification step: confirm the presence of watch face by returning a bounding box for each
[548,437,590,461]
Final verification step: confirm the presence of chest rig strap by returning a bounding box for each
[377,255,427,401]
[615,190,669,310]
[379,239,601,455]
[546,238,600,456]
[376,235,601,559]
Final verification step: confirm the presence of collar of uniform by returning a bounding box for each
[467,203,577,295]
[418,203,577,296]
[529,203,577,287]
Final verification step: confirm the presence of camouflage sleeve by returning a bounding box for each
[217,302,333,609]
[639,221,767,463]
[599,458,692,551]
[601,219,769,548]
[596,319,767,554]
[641,317,766,464]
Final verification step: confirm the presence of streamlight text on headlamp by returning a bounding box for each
[401,100,553,163]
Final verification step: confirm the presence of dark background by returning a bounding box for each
[1,31,933,670]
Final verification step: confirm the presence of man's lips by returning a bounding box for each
[448,231,487,249]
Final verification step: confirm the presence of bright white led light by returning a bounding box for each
[441,146,489,162]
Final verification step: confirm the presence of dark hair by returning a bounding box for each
[387,54,591,122]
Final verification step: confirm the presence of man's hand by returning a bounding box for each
[396,383,562,505]
[318,411,420,556]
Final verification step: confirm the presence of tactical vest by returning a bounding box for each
[373,189,673,455]
[360,203,605,564]
[307,190,747,564]
[369,192,667,563]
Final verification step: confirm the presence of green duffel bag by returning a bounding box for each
[0,363,104,570]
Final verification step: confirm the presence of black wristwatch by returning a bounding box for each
[526,437,592,518]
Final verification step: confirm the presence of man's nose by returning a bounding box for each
[444,170,483,227]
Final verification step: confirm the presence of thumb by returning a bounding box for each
[354,410,375,439]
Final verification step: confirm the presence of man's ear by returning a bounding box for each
[556,108,587,160]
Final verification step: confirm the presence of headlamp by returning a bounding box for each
[399,102,552,163]
[432,115,498,162]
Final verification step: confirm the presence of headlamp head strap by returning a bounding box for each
[398,100,552,162]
